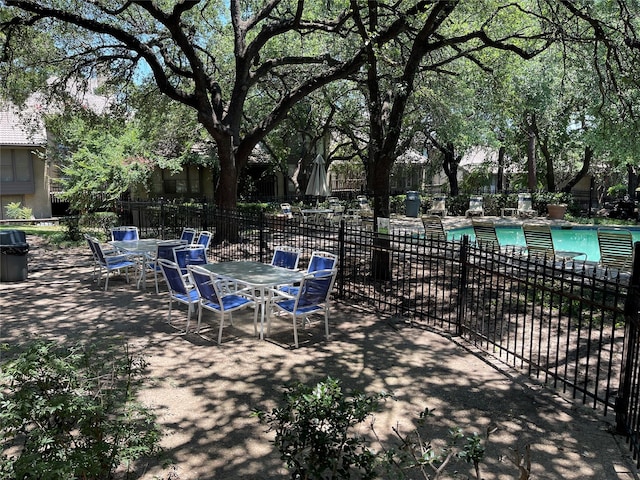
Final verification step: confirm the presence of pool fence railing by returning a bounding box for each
[116,199,640,466]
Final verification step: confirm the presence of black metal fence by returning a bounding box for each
[116,199,640,464]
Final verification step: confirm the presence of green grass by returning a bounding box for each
[0,224,86,247]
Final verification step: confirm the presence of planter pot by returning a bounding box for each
[547,204,567,220]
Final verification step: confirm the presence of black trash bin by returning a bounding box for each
[405,191,421,217]
[0,230,29,282]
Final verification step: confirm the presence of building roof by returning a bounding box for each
[0,104,47,147]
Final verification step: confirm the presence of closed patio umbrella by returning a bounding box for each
[305,154,330,201]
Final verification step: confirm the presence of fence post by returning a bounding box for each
[259,211,265,264]
[202,198,208,231]
[160,198,166,239]
[455,235,470,336]
[616,242,640,434]
[338,219,345,298]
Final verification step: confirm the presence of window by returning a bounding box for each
[0,149,35,194]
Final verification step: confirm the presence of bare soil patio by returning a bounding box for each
[0,234,637,479]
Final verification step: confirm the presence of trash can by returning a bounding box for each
[405,191,421,217]
[0,230,29,282]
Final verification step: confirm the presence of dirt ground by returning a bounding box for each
[0,235,638,480]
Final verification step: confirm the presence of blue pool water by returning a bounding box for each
[448,225,640,262]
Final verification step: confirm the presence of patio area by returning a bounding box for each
[0,235,637,479]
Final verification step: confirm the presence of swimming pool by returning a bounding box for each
[448,225,640,262]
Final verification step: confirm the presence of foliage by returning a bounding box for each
[5,201,33,220]
[61,215,82,242]
[0,340,163,480]
[255,377,517,480]
[49,114,153,214]
[254,376,391,480]
[607,184,628,199]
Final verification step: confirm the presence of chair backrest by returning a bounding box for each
[180,228,197,244]
[188,265,220,304]
[307,251,338,273]
[297,269,337,308]
[87,236,109,264]
[357,195,371,208]
[468,196,483,212]
[522,223,554,258]
[280,203,292,218]
[111,226,139,241]
[421,215,446,240]
[291,206,306,219]
[598,228,634,271]
[196,231,213,250]
[85,234,98,258]
[431,196,446,212]
[518,193,533,211]
[158,259,191,295]
[472,219,499,250]
[156,241,184,263]
[271,246,302,270]
[174,245,208,273]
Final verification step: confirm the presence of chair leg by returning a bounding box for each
[196,304,203,333]
[253,303,259,337]
[167,298,173,325]
[185,303,192,333]
[324,310,330,341]
[104,271,110,291]
[217,312,225,345]
[292,314,299,348]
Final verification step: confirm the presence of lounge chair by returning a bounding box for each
[517,193,536,218]
[465,196,484,217]
[421,215,446,241]
[522,223,586,262]
[428,195,447,216]
[597,228,634,273]
[471,219,500,251]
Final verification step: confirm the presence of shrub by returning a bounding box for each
[254,377,504,480]
[0,340,163,479]
[254,376,390,480]
[5,202,32,220]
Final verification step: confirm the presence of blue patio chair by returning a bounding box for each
[188,265,258,344]
[271,246,302,270]
[143,240,185,293]
[196,230,213,251]
[267,268,337,348]
[157,259,200,333]
[86,236,137,291]
[174,245,208,277]
[180,227,197,244]
[110,226,139,241]
[278,250,337,296]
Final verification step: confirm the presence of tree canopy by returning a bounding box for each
[2,0,640,215]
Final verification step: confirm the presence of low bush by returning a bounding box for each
[0,340,163,479]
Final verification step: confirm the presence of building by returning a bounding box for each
[0,101,51,219]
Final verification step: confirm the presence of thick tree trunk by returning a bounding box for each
[540,136,555,192]
[525,118,537,192]
[562,145,592,193]
[497,145,505,193]
[442,143,460,196]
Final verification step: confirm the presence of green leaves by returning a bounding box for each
[0,340,162,479]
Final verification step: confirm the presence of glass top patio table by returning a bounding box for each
[110,239,164,254]
[201,261,305,339]
[110,239,165,289]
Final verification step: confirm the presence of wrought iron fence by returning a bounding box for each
[117,199,638,462]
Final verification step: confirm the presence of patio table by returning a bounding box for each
[110,239,165,289]
[201,261,304,340]
[301,208,334,223]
